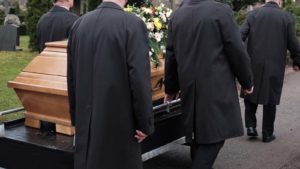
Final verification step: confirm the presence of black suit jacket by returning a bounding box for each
[37,5,78,52]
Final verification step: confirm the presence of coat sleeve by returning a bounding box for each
[164,19,180,94]
[219,6,253,90]
[126,17,154,135]
[287,15,300,67]
[66,14,79,38]
[240,14,251,41]
[67,18,81,126]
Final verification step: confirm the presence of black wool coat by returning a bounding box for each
[37,5,78,52]
[241,2,300,105]
[67,2,154,169]
[165,0,253,144]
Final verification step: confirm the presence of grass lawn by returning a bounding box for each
[0,36,37,120]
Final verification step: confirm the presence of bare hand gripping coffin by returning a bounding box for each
[7,41,165,135]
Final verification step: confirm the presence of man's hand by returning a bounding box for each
[135,130,147,143]
[164,92,180,103]
[293,65,300,72]
[243,86,254,95]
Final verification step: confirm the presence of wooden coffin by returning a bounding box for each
[8,41,165,135]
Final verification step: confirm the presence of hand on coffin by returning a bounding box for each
[135,130,148,143]
[164,92,180,103]
[243,86,254,95]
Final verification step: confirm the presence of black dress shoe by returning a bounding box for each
[247,127,258,137]
[263,135,276,143]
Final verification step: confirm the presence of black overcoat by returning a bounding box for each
[67,2,154,169]
[241,2,300,105]
[164,0,253,144]
[37,5,78,52]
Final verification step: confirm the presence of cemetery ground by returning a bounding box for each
[0,36,36,120]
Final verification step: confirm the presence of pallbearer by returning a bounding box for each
[37,0,79,134]
[164,0,254,168]
[241,0,300,142]
[37,0,78,53]
[67,0,154,169]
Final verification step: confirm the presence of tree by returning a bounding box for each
[232,0,260,11]
[216,0,261,11]
[216,0,233,7]
[88,0,102,11]
[127,0,145,6]
[0,8,5,25]
[284,0,300,36]
[26,0,51,51]
[87,0,146,11]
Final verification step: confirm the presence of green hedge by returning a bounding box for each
[0,9,5,25]
[234,3,300,33]
[88,0,102,11]
[19,24,27,35]
[19,10,28,35]
[26,0,51,51]
[217,0,260,11]
[284,2,300,36]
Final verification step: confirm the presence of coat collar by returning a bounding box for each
[264,1,280,8]
[49,5,70,12]
[97,2,123,11]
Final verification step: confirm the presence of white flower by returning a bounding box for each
[149,32,155,38]
[160,45,166,50]
[160,13,167,23]
[161,31,164,37]
[146,22,154,31]
[166,10,172,18]
[155,32,162,42]
[149,51,152,56]
[144,8,152,14]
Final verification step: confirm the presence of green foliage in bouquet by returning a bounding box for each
[234,9,247,25]
[125,3,172,67]
[26,0,51,51]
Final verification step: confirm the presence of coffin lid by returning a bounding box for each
[8,41,68,96]
[8,40,165,100]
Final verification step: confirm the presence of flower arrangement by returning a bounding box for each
[125,3,172,67]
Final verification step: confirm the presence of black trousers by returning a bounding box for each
[244,100,276,136]
[190,140,225,169]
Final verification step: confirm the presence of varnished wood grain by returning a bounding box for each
[8,40,165,135]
